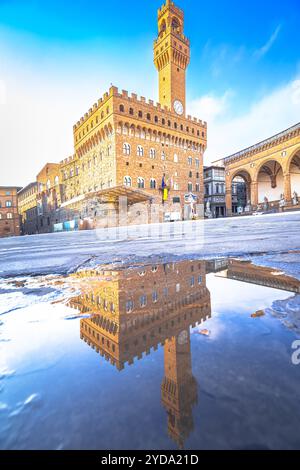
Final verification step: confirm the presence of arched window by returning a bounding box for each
[137,145,144,157]
[137,177,145,189]
[124,176,132,187]
[7,213,13,219]
[172,17,181,32]
[54,176,59,185]
[161,151,166,161]
[5,200,12,207]
[174,154,179,163]
[147,113,151,121]
[119,104,125,112]
[188,182,193,192]
[174,183,179,191]
[188,157,192,166]
[107,145,112,156]
[149,148,156,159]
[123,142,131,156]
[140,295,147,308]
[126,300,134,313]
[160,19,166,34]
[150,179,156,189]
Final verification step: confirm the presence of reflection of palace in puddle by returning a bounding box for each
[68,260,211,449]
[218,259,300,293]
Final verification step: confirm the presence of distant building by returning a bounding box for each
[0,186,22,238]
[204,166,247,217]
[204,166,226,218]
[36,163,63,233]
[18,182,38,235]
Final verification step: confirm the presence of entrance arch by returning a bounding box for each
[288,149,300,199]
[226,169,252,216]
[256,160,284,204]
[231,173,249,213]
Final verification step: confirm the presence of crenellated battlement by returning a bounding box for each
[74,85,206,135]
[60,155,76,166]
[158,1,183,21]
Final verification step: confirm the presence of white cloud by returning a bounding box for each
[188,90,233,123]
[254,25,281,59]
[192,77,300,164]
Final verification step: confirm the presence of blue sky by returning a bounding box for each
[0,0,299,186]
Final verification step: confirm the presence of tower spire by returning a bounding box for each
[154,0,190,115]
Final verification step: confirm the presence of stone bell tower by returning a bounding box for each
[154,0,190,116]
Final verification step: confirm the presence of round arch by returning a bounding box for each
[230,169,251,213]
[254,159,284,203]
[287,147,300,199]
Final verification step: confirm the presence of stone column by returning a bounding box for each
[250,181,258,208]
[225,189,232,217]
[284,173,292,203]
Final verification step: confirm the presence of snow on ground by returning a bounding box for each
[266,294,300,334]
[0,212,299,278]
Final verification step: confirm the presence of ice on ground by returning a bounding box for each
[0,276,81,317]
[266,294,300,333]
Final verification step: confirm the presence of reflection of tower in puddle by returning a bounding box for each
[69,259,211,448]
[162,330,197,449]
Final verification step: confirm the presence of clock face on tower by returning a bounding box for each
[174,100,184,116]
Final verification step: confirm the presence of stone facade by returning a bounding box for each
[36,163,63,233]
[60,0,206,224]
[154,0,190,115]
[16,0,207,234]
[0,186,22,238]
[215,122,300,215]
[204,166,247,217]
[17,182,38,235]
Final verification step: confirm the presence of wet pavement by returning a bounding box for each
[0,256,300,450]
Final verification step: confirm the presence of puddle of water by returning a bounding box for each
[0,258,300,450]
